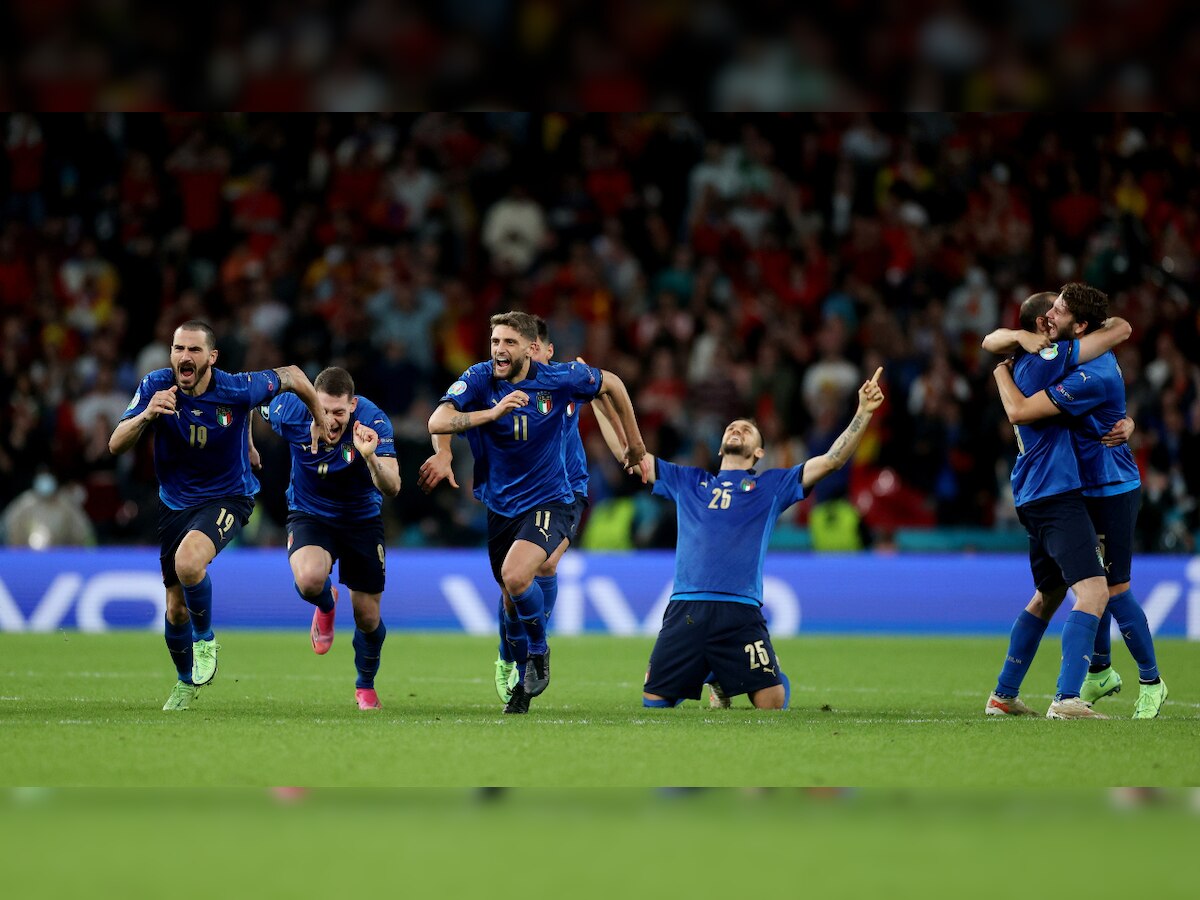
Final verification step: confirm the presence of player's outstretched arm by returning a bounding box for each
[353,421,400,497]
[574,357,629,464]
[274,365,332,451]
[982,328,1050,355]
[428,394,527,434]
[1076,316,1131,364]
[596,369,646,471]
[109,385,177,454]
[418,433,459,493]
[992,359,1059,425]
[801,368,884,492]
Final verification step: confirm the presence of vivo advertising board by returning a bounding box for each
[0,549,1198,638]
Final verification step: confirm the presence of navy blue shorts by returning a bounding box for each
[1017,491,1105,593]
[157,497,254,588]
[644,600,783,702]
[287,511,386,595]
[486,500,581,586]
[1085,487,1140,586]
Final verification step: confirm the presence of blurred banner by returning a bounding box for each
[0,549,1197,638]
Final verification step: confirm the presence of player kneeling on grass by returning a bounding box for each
[620,369,885,710]
[255,367,400,710]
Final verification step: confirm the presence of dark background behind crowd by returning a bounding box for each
[1,113,1198,553]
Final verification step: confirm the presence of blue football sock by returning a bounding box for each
[164,615,194,684]
[1055,610,1100,700]
[295,577,335,613]
[353,622,386,689]
[1108,590,1159,682]
[1089,609,1113,671]
[511,581,547,656]
[643,697,677,708]
[995,610,1049,697]
[780,671,791,710]
[182,573,214,642]
[535,575,558,623]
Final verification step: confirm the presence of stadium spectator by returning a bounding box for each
[1,468,96,549]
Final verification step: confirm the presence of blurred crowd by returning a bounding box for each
[1,1,1199,112]
[1,112,1198,553]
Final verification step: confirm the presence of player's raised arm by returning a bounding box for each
[353,421,401,497]
[418,433,459,493]
[273,365,332,451]
[801,368,884,492]
[428,393,527,434]
[1076,316,1131,364]
[595,369,646,471]
[109,384,177,455]
[981,328,1051,355]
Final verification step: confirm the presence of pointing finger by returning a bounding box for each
[870,367,883,384]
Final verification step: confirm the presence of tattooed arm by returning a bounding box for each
[273,365,332,448]
[427,392,529,435]
[801,368,885,492]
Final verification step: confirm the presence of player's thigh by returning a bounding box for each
[503,501,576,588]
[707,603,784,699]
[539,538,570,577]
[1017,506,1067,596]
[1020,495,1103,591]
[486,510,523,587]
[644,601,710,702]
[1085,489,1138,587]
[333,517,387,597]
[286,512,338,590]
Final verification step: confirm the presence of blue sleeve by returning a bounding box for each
[235,370,284,408]
[776,465,807,508]
[258,394,292,438]
[563,361,603,402]
[651,458,681,501]
[359,402,396,458]
[440,368,488,411]
[1015,342,1075,395]
[1047,366,1107,416]
[120,372,163,422]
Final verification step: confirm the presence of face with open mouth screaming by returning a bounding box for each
[170,327,217,393]
[490,324,532,382]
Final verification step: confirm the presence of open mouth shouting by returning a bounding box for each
[176,361,197,385]
[492,353,512,377]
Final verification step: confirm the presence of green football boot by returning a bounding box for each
[192,638,220,686]
[162,681,201,711]
[1080,666,1122,704]
[495,657,516,703]
[1132,680,1168,719]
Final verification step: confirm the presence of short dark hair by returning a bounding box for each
[490,311,538,342]
[176,320,216,350]
[1018,292,1056,333]
[314,366,355,399]
[533,314,550,343]
[1058,282,1109,334]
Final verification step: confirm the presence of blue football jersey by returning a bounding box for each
[563,399,588,496]
[121,368,282,509]
[260,393,396,519]
[440,359,602,517]
[1010,340,1084,507]
[1047,352,1141,498]
[652,460,806,606]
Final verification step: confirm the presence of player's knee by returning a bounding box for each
[750,685,786,710]
[500,566,533,598]
[173,549,207,586]
[293,571,327,598]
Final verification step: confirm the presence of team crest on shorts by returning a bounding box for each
[739,478,756,492]
[536,391,553,415]
[341,445,355,463]
[216,406,233,427]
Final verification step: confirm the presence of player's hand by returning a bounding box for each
[309,413,334,454]
[1016,331,1052,354]
[144,385,178,420]
[622,441,646,473]
[1100,416,1135,447]
[491,390,529,420]
[993,357,1015,375]
[857,367,884,413]
[353,421,379,457]
[248,443,262,472]
[418,451,459,493]
[636,454,653,484]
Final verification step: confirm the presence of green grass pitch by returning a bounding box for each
[1,632,1197,786]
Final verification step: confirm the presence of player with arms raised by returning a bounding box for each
[626,369,885,710]
[257,366,400,710]
[110,320,331,711]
